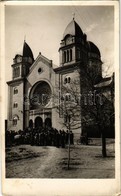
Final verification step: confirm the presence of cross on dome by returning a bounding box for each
[72,12,75,20]
[24,35,26,42]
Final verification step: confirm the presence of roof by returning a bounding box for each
[23,41,34,61]
[87,41,101,57]
[63,19,83,39]
[94,77,113,88]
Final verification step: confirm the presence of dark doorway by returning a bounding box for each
[45,118,52,128]
[35,117,43,128]
[29,119,33,128]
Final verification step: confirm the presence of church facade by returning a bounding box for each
[7,18,106,138]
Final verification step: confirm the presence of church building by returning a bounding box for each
[7,18,112,138]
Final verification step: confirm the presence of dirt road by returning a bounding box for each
[6,143,115,178]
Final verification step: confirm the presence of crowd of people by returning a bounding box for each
[5,127,74,148]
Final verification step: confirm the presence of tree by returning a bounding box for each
[53,62,114,158]
[79,62,114,157]
[53,76,82,169]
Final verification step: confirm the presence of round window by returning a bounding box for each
[38,68,42,74]
[30,81,51,109]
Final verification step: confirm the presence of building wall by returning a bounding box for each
[7,81,24,131]
[24,55,56,128]
[51,69,82,139]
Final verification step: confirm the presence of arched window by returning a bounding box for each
[14,68,17,77]
[15,67,17,77]
[61,95,64,101]
[64,50,72,63]
[13,115,19,126]
[64,115,68,124]
[14,87,18,94]
[70,49,72,61]
[68,77,71,83]
[65,93,71,101]
[67,50,69,62]
[64,77,68,84]
[16,67,20,77]
[13,102,18,108]
[65,94,68,101]
[64,51,66,63]
[68,94,71,101]
[13,66,20,78]
[64,76,71,84]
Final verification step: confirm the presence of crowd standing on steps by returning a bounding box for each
[5,127,74,148]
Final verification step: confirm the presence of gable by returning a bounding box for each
[26,53,55,88]
[28,53,53,75]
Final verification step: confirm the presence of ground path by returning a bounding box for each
[6,141,115,178]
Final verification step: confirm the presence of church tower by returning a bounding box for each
[55,17,103,136]
[54,18,88,134]
[59,18,88,67]
[7,41,34,131]
[12,41,34,79]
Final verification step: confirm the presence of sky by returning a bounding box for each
[5,5,114,83]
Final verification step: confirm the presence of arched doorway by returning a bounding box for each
[35,117,43,128]
[45,118,52,128]
[29,119,33,128]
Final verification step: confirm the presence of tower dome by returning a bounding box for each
[63,19,83,39]
[23,41,34,62]
[87,41,101,57]
[13,41,34,65]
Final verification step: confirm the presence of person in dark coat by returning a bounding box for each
[56,131,60,148]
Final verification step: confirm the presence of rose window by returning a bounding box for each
[30,81,51,109]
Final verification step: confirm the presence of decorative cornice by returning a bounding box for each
[7,78,24,85]
[54,62,81,73]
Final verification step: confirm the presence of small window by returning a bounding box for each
[64,115,67,124]
[64,78,68,84]
[61,95,64,101]
[67,50,69,62]
[68,77,71,83]
[14,87,18,94]
[13,66,20,78]
[64,115,71,123]
[70,49,72,61]
[13,119,17,126]
[13,115,19,126]
[13,102,18,108]
[64,51,66,63]
[65,93,71,102]
[68,94,71,101]
[38,67,42,74]
[64,76,71,84]
[65,95,68,101]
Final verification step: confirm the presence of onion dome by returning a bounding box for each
[87,41,101,57]
[23,41,34,62]
[63,19,83,39]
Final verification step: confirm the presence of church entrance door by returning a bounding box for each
[45,118,52,128]
[35,117,43,128]
[29,119,33,128]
